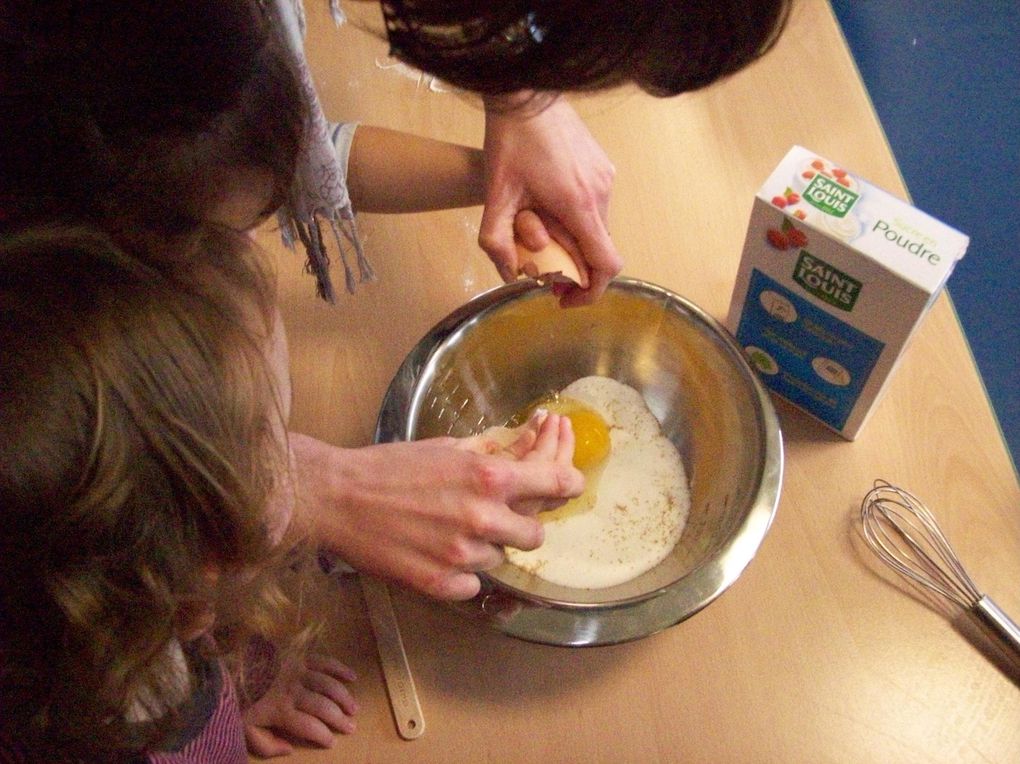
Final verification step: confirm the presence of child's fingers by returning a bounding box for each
[303,667,359,716]
[280,705,339,747]
[307,653,358,684]
[244,724,295,758]
[296,691,355,736]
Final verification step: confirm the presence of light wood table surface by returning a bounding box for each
[253,2,1020,762]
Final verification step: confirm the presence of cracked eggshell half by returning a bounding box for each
[515,238,589,289]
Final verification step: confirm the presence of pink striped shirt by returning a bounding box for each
[0,656,250,763]
[146,659,247,764]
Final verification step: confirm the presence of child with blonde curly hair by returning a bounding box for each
[0,223,354,760]
[0,224,574,761]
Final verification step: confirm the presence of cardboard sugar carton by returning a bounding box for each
[726,146,969,439]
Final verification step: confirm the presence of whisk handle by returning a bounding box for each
[972,595,1020,661]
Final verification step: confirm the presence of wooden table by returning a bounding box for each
[253,2,1020,761]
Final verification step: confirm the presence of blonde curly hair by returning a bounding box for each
[0,225,312,760]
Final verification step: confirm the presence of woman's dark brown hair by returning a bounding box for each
[380,0,792,97]
[0,0,306,253]
[0,225,299,760]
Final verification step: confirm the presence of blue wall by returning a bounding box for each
[831,1,1019,469]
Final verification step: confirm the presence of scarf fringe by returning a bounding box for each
[328,0,346,26]
[277,209,374,304]
[269,0,371,303]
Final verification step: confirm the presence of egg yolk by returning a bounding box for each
[541,398,610,472]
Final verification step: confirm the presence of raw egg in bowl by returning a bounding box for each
[375,278,782,646]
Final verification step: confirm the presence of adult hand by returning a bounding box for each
[479,94,622,307]
[289,413,581,601]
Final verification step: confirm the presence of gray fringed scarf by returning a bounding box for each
[268,0,374,302]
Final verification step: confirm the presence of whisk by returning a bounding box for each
[860,480,1020,662]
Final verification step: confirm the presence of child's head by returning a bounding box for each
[0,0,305,254]
[377,0,792,97]
[0,225,296,757]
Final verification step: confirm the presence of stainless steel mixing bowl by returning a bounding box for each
[375,278,782,646]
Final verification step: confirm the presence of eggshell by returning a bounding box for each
[515,238,589,288]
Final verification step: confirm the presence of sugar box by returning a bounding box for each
[726,145,969,439]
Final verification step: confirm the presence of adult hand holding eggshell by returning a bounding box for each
[478,96,621,307]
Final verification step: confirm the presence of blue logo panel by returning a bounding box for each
[736,269,884,431]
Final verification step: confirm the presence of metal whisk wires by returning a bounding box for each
[859,479,1020,668]
[860,479,980,609]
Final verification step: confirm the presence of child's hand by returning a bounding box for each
[244,653,358,758]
